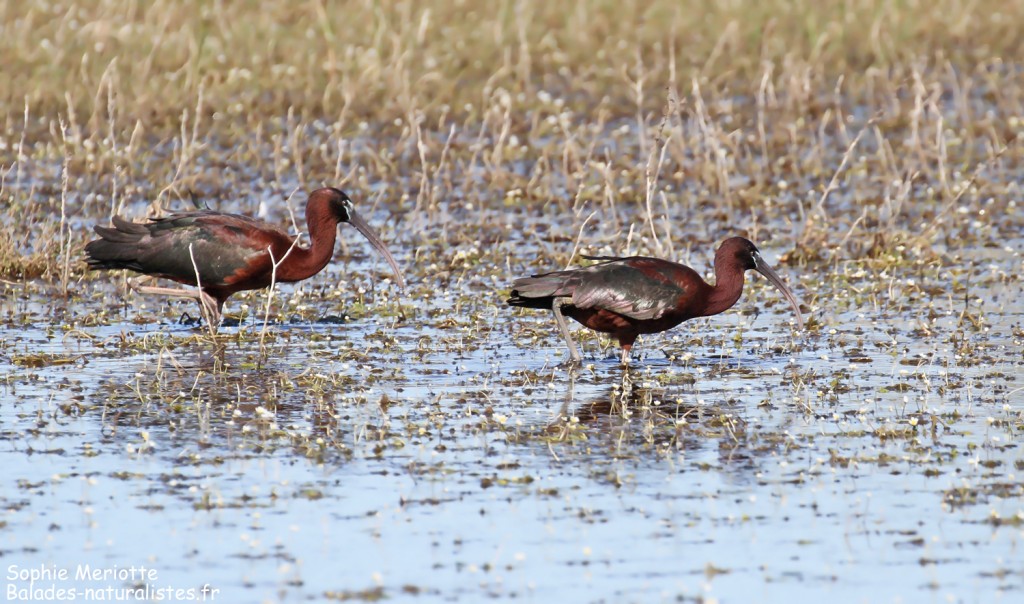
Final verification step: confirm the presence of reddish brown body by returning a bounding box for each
[558,259,710,350]
[85,188,405,326]
[507,237,803,364]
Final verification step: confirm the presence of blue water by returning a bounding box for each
[2,240,1021,604]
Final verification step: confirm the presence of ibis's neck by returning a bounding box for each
[701,262,747,317]
[275,200,338,282]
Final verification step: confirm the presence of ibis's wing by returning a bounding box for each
[570,260,687,321]
[86,211,284,287]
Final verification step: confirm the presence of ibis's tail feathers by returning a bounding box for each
[84,217,152,272]
[506,271,580,309]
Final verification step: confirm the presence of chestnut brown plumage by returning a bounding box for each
[85,187,405,326]
[508,237,803,364]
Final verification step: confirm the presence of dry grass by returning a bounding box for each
[2,0,1021,125]
[0,0,1020,307]
[4,8,1019,597]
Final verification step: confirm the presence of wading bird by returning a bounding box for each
[85,187,405,327]
[507,237,803,365]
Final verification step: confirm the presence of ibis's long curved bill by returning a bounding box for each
[752,252,803,329]
[345,211,407,290]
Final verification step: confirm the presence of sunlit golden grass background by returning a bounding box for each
[4,0,1022,123]
[0,0,1021,304]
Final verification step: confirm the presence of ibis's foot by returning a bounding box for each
[177,311,202,326]
[129,281,222,332]
[177,311,239,329]
[318,315,349,325]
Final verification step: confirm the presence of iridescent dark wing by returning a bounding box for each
[569,260,688,321]
[86,211,285,288]
[510,257,691,321]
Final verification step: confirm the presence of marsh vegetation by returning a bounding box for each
[1,0,1021,601]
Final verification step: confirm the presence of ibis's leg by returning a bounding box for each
[128,281,223,327]
[198,291,222,327]
[552,297,581,363]
[618,334,638,366]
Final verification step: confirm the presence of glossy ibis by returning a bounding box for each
[85,187,405,326]
[507,237,803,364]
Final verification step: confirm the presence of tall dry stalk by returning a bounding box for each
[59,118,72,297]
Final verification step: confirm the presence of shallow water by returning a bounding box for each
[2,222,1022,603]
[2,95,1023,602]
